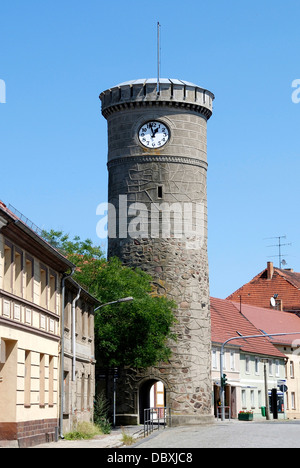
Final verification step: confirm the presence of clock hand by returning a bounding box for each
[149,123,155,138]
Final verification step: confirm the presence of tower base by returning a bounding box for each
[115,413,214,427]
[169,414,214,427]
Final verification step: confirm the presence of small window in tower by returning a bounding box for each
[158,186,163,199]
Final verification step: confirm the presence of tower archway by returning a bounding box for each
[139,378,166,424]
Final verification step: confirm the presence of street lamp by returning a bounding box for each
[94,296,134,428]
[94,296,134,312]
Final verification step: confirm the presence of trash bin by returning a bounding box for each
[261,406,266,417]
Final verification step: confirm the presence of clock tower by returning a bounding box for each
[100,78,214,426]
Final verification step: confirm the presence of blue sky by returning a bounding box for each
[1,0,300,299]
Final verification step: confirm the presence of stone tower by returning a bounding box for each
[100,78,214,426]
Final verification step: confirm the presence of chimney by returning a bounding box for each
[277,299,283,311]
[267,262,274,280]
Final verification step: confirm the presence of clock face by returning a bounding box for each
[138,121,170,149]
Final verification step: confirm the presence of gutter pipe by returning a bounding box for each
[72,288,81,382]
[59,268,75,439]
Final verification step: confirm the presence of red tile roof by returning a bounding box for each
[232,301,300,347]
[226,264,300,312]
[211,297,285,358]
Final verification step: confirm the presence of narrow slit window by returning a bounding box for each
[40,265,48,309]
[25,255,34,301]
[158,186,163,199]
[4,242,13,292]
[14,249,23,297]
[49,271,57,313]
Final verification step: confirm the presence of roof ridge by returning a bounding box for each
[226,267,267,299]
[275,268,300,290]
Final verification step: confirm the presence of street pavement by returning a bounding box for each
[33,419,300,449]
[136,419,300,449]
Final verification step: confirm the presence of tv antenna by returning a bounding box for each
[157,21,161,95]
[265,235,292,269]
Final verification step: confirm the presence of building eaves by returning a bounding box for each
[0,202,75,273]
[66,276,100,306]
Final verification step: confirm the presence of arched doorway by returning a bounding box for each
[139,379,166,424]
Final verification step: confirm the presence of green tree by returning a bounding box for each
[42,230,177,368]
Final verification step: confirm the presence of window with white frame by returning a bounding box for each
[245,355,250,374]
[255,357,260,374]
[250,390,255,408]
[269,359,273,376]
[275,359,280,377]
[291,392,296,410]
[212,348,217,369]
[258,390,262,408]
[230,350,235,370]
[290,361,294,379]
[242,389,246,408]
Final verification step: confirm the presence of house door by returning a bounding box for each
[231,386,237,419]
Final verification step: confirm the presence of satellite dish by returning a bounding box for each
[281,259,287,266]
[270,297,276,307]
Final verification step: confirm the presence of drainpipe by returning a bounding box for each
[59,268,75,439]
[72,288,81,382]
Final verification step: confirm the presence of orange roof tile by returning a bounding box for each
[227,264,300,312]
[211,297,285,358]
[232,301,300,347]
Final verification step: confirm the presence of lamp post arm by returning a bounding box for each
[220,331,300,421]
[95,300,120,311]
[94,297,134,312]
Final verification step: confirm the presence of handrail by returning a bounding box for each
[144,407,169,437]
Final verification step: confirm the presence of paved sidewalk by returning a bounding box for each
[34,425,145,449]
